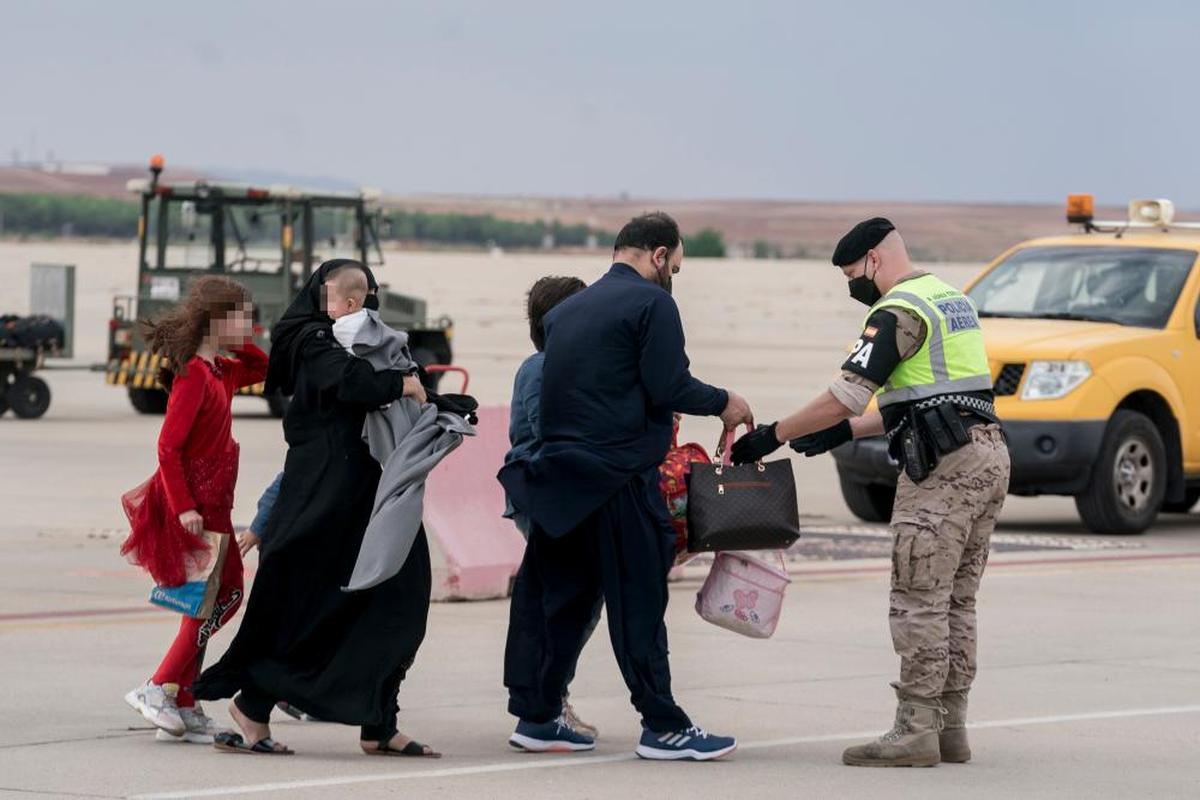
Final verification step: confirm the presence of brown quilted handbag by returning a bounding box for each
[686,426,801,553]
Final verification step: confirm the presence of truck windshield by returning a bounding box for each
[152,200,217,270]
[144,199,369,272]
[310,207,364,263]
[968,246,1196,329]
[224,205,286,273]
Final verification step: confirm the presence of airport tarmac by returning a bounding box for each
[1,244,1198,798]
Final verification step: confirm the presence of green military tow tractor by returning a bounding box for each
[106,156,453,417]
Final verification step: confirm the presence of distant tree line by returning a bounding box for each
[382,209,612,249]
[687,227,726,257]
[0,193,138,237]
[0,193,846,261]
[0,193,621,250]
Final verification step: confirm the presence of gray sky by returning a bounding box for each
[3,0,1198,205]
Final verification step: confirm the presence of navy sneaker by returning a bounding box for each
[636,726,737,761]
[509,715,596,753]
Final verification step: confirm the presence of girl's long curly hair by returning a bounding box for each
[141,275,251,390]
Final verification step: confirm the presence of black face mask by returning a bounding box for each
[364,293,380,311]
[848,259,882,306]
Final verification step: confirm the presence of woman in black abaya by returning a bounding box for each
[194,259,437,757]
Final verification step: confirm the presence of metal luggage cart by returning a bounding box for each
[0,345,53,419]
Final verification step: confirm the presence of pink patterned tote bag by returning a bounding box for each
[695,550,790,638]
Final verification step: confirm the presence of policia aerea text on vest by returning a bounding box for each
[730,218,1011,768]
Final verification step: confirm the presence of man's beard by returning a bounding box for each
[657,264,673,295]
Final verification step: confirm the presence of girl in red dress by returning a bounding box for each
[120,276,267,744]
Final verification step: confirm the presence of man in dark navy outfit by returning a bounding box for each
[499,212,753,761]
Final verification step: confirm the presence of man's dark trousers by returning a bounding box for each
[504,470,692,733]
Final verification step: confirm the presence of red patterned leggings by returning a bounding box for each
[151,539,244,707]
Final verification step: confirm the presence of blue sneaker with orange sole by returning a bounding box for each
[636,726,737,761]
[509,715,596,753]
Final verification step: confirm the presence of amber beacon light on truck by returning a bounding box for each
[1067,193,1200,232]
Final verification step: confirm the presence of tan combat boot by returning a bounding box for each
[938,690,970,763]
[842,693,944,767]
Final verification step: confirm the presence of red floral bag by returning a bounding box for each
[659,414,712,566]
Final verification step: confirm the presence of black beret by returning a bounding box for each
[832,217,896,267]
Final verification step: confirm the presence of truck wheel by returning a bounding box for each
[0,391,8,417]
[266,391,291,419]
[128,387,168,415]
[1074,410,1166,535]
[837,468,896,523]
[9,376,51,419]
[1160,487,1200,514]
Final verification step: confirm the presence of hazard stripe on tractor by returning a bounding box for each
[105,352,266,396]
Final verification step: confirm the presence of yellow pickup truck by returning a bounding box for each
[833,196,1200,534]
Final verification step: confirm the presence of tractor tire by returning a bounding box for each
[266,390,291,419]
[837,467,896,523]
[9,375,51,419]
[1160,487,1200,514]
[1074,410,1166,535]
[128,387,168,415]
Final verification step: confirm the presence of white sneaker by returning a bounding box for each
[124,682,185,736]
[155,704,222,744]
[561,697,599,740]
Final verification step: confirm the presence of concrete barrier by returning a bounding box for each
[424,405,526,600]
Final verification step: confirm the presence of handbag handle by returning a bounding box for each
[713,423,754,467]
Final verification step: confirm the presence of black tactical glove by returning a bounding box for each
[427,391,480,425]
[730,423,783,464]
[789,419,852,457]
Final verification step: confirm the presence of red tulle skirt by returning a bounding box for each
[120,448,238,587]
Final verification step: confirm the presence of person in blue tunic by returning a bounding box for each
[499,212,754,761]
[501,275,603,740]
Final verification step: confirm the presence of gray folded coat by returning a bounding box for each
[341,310,475,592]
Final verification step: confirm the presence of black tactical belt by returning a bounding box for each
[884,394,1003,482]
[886,394,998,443]
[914,394,997,417]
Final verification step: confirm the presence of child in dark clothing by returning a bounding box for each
[502,275,600,738]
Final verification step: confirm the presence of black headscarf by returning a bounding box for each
[265,258,378,395]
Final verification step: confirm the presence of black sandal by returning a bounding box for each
[214,731,294,755]
[363,739,442,758]
[276,701,322,722]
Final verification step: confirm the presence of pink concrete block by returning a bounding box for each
[424,406,527,600]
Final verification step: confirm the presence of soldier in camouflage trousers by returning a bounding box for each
[731,218,1008,766]
[848,423,1009,766]
[890,425,1009,700]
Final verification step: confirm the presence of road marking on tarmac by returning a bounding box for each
[0,606,160,622]
[4,551,1199,633]
[132,704,1200,799]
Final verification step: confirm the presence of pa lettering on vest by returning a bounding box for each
[849,339,874,368]
[841,309,903,386]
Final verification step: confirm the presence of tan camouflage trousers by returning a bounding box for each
[889,424,1010,700]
